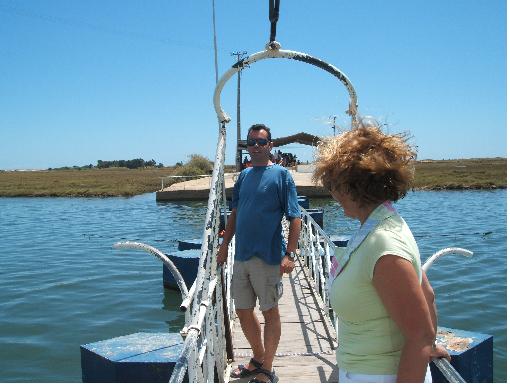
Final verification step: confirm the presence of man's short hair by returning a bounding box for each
[247,124,272,141]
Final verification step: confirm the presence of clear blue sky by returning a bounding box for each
[0,0,506,170]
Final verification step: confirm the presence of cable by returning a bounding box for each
[211,0,219,84]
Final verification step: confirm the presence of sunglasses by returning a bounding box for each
[247,138,269,147]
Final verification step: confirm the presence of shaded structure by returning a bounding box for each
[238,132,321,149]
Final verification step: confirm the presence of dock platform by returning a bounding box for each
[230,259,338,383]
[156,171,330,201]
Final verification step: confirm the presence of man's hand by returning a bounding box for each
[216,243,228,265]
[280,255,295,274]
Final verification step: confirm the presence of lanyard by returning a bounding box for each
[328,201,398,291]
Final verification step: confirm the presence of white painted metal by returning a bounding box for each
[113,241,189,298]
[298,207,339,330]
[213,45,359,128]
[422,247,474,273]
[168,124,236,382]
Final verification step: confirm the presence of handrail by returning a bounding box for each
[298,207,338,332]
[166,123,235,382]
[422,247,473,273]
[213,45,359,128]
[171,278,218,383]
[432,358,466,383]
[112,241,188,298]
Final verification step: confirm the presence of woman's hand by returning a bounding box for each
[430,343,451,362]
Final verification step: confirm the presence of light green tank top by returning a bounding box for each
[330,214,421,374]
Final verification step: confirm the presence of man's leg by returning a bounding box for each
[261,305,281,371]
[231,260,264,376]
[250,257,282,382]
[250,305,281,382]
[236,308,265,367]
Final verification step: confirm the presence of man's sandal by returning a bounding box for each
[230,358,263,378]
[248,368,279,383]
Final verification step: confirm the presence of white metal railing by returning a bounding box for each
[169,123,234,383]
[297,207,339,336]
[115,123,236,383]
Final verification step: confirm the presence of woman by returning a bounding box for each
[312,120,449,382]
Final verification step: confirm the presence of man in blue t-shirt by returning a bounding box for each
[217,124,301,383]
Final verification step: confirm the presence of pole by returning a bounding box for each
[330,115,337,136]
[231,51,247,171]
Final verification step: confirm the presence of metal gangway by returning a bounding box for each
[114,37,472,383]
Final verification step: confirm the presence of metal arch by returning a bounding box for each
[213,44,359,127]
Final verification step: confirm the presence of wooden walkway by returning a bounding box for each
[229,261,339,383]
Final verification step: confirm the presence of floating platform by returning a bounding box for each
[80,332,184,382]
[156,170,330,201]
[83,257,493,383]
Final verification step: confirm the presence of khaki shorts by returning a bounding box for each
[231,256,283,312]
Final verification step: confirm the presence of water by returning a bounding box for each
[0,190,506,382]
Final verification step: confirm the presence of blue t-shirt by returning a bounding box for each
[232,164,301,265]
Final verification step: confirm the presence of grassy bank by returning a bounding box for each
[0,168,176,197]
[413,157,506,190]
[0,158,505,197]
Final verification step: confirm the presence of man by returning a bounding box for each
[217,124,302,383]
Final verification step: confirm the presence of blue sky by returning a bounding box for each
[0,0,506,170]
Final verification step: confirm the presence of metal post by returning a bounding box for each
[231,51,247,172]
[330,115,337,136]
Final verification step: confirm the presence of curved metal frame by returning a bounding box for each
[213,43,359,128]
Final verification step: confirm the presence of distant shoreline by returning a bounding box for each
[0,158,506,197]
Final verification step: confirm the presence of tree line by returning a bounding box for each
[97,158,163,169]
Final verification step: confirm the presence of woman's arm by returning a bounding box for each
[421,271,451,361]
[373,255,435,382]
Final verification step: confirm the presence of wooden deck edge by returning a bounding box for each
[295,257,338,350]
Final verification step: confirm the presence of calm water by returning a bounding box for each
[0,190,506,382]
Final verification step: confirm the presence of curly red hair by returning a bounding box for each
[312,126,416,206]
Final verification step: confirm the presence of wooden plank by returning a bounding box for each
[230,263,338,383]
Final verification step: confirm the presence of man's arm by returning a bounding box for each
[286,217,301,253]
[280,217,301,274]
[216,208,237,265]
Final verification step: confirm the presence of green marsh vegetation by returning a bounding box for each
[0,155,234,197]
[0,157,505,197]
[413,157,506,190]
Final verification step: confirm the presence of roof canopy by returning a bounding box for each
[239,132,321,149]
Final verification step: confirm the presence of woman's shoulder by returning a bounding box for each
[367,217,417,255]
[373,215,414,239]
